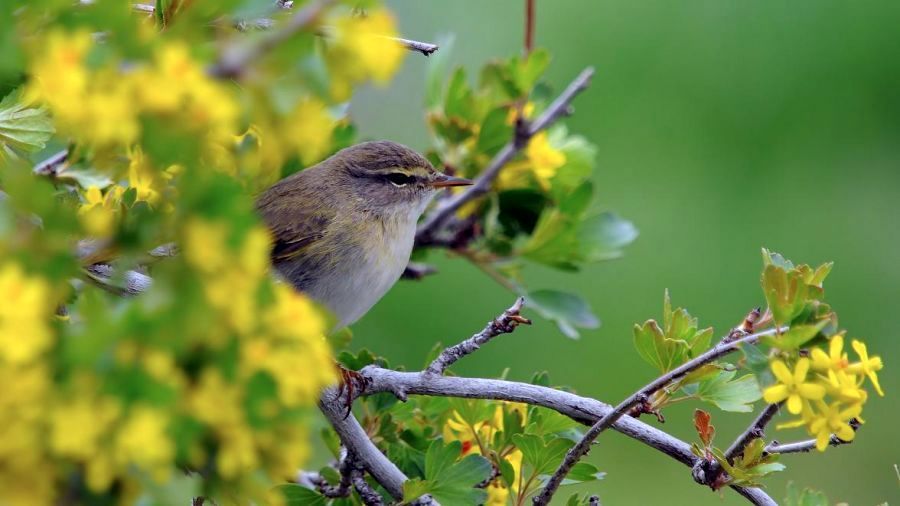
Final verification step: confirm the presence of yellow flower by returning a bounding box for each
[50,395,120,460]
[0,263,54,364]
[810,334,849,371]
[283,97,335,165]
[846,339,884,396]
[497,132,566,191]
[114,406,174,482]
[526,132,566,189]
[762,358,826,414]
[808,400,861,451]
[127,147,163,205]
[78,185,124,237]
[821,369,867,404]
[326,9,405,100]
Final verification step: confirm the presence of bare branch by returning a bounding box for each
[401,262,438,280]
[765,418,860,454]
[415,67,595,245]
[390,36,439,56]
[33,149,69,177]
[426,297,530,375]
[532,327,785,506]
[356,367,776,505]
[725,403,782,461]
[351,468,385,506]
[83,264,153,296]
[211,0,333,78]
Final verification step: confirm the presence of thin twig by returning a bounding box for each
[401,262,438,280]
[532,327,785,506]
[390,36,439,56]
[725,403,782,461]
[350,468,385,506]
[426,297,530,375]
[415,67,595,246]
[524,0,535,54]
[33,149,69,177]
[765,418,860,454]
[312,450,354,498]
[211,0,333,78]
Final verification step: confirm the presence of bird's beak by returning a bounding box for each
[430,173,474,188]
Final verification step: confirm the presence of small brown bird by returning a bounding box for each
[256,141,471,329]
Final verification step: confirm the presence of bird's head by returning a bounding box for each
[330,140,472,218]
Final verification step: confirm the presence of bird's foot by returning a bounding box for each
[335,363,367,419]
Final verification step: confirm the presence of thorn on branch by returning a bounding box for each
[426,297,530,375]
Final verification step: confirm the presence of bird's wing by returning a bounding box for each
[255,170,335,264]
[267,212,330,262]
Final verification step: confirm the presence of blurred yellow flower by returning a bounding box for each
[114,406,174,482]
[497,132,566,191]
[326,9,405,100]
[127,148,163,205]
[78,185,124,237]
[284,97,336,165]
[762,358,826,414]
[0,263,54,364]
[50,395,120,460]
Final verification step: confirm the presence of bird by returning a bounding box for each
[255,140,472,330]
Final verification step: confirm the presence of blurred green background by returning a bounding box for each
[349,1,899,504]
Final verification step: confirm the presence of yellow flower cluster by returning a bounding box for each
[324,9,405,101]
[497,131,567,191]
[27,31,238,149]
[443,404,525,505]
[764,334,884,450]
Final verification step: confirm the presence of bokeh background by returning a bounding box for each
[348,1,897,504]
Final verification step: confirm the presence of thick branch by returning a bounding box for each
[532,327,784,506]
[357,367,775,505]
[426,296,530,375]
[414,67,595,245]
[318,388,407,501]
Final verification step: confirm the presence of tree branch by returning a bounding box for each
[318,388,408,501]
[390,36,439,56]
[532,327,784,506]
[426,296,530,375]
[725,403,782,460]
[765,418,860,454]
[414,67,595,246]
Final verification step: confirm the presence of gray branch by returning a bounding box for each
[318,388,407,501]
[765,418,859,454]
[532,327,785,506]
[426,297,530,375]
[354,366,775,505]
[389,36,439,56]
[415,67,595,245]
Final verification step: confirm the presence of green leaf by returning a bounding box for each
[578,212,638,262]
[560,462,605,485]
[276,484,328,506]
[527,289,599,339]
[784,482,829,506]
[444,67,474,121]
[632,291,713,372]
[476,106,513,156]
[761,263,809,325]
[515,48,551,92]
[686,371,762,412]
[512,433,572,476]
[760,320,829,351]
[55,168,114,190]
[0,89,54,154]
[414,439,491,505]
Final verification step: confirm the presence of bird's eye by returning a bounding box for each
[386,172,414,187]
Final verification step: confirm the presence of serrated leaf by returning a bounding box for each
[419,439,492,505]
[527,289,599,339]
[686,371,762,412]
[784,482,830,506]
[0,89,54,154]
[560,462,605,485]
[761,264,810,326]
[512,433,572,476]
[276,484,328,506]
[476,106,513,156]
[693,409,715,447]
[761,320,829,351]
